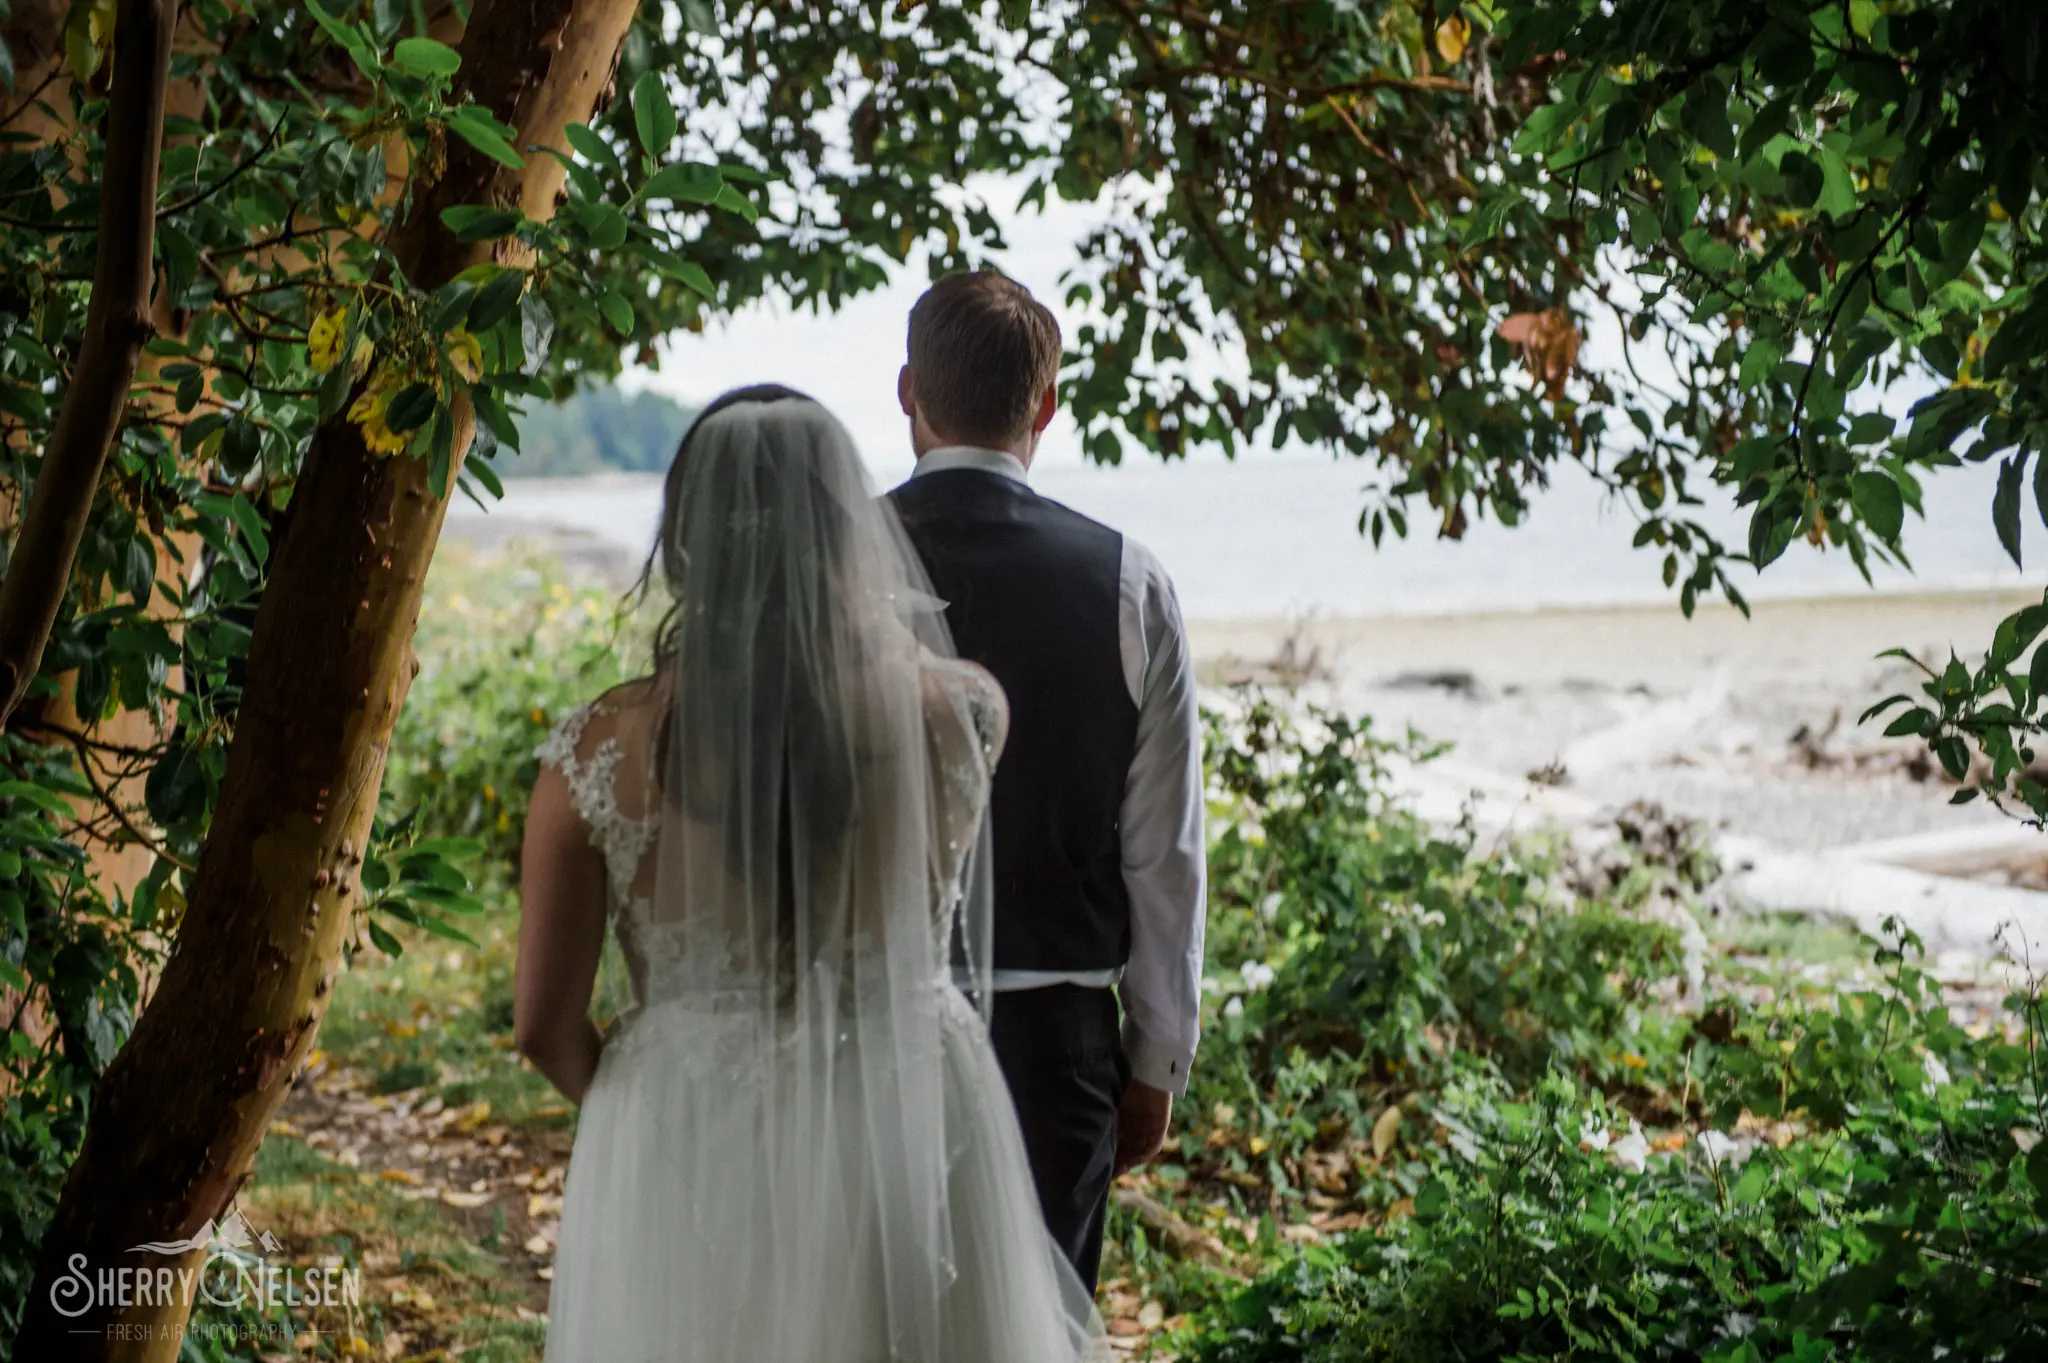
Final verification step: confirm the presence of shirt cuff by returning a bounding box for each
[1122,1018,1194,1096]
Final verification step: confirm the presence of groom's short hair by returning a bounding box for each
[907,272,1061,446]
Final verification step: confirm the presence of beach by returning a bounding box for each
[443,465,2048,956]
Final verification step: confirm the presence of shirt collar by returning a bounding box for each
[912,446,1029,484]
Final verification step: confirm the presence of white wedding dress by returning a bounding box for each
[535,667,1108,1362]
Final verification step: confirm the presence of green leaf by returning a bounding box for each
[660,257,715,300]
[384,382,439,435]
[1815,140,1858,218]
[712,182,758,223]
[367,918,404,957]
[464,456,505,500]
[1995,454,2024,568]
[447,107,525,171]
[143,747,205,826]
[393,36,461,78]
[1849,471,1903,542]
[633,70,676,159]
[1737,334,1783,391]
[1938,207,1989,277]
[428,409,454,498]
[227,494,269,566]
[585,202,629,250]
[468,269,526,332]
[643,162,722,204]
[1731,1162,1769,1205]
[2030,642,2048,715]
[307,1,366,58]
[562,121,620,172]
[0,779,73,816]
[2034,441,2048,532]
[599,290,634,334]
[473,384,520,451]
[439,204,522,242]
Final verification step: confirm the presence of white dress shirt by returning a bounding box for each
[910,446,1207,1095]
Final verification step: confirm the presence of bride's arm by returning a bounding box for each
[515,764,607,1104]
[922,659,1009,894]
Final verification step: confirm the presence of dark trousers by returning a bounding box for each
[987,984,1129,1293]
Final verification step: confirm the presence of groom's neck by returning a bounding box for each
[913,426,1036,469]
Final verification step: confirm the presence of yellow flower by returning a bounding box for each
[347,368,408,455]
[307,308,346,372]
[447,328,484,383]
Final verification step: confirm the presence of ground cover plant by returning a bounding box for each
[1125,703,2048,1362]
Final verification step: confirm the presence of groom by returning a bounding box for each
[888,271,1206,1291]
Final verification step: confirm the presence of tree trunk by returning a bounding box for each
[0,0,173,727]
[14,0,637,1354]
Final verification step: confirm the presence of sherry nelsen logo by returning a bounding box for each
[48,1209,363,1320]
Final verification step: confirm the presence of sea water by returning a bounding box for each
[448,450,2040,621]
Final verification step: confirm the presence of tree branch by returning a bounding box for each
[0,0,175,728]
[157,115,289,219]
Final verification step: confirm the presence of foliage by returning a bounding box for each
[0,735,149,1346]
[382,546,642,872]
[1163,699,2048,1363]
[1476,0,2048,814]
[1185,697,1689,1198]
[1188,948,2048,1362]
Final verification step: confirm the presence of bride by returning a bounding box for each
[513,386,1107,1361]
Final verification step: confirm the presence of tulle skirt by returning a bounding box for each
[543,987,1108,1362]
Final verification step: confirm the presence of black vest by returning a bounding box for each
[889,468,1140,972]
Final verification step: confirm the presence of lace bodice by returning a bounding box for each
[537,659,1005,1005]
[535,701,661,916]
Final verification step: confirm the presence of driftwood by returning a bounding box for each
[1388,755,2048,960]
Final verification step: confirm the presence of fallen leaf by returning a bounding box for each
[441,1189,494,1209]
[453,1100,492,1133]
[524,1233,552,1256]
[1138,1300,1165,1329]
[1371,1105,1402,1158]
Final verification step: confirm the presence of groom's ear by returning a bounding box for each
[1029,383,1057,434]
[897,365,918,419]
